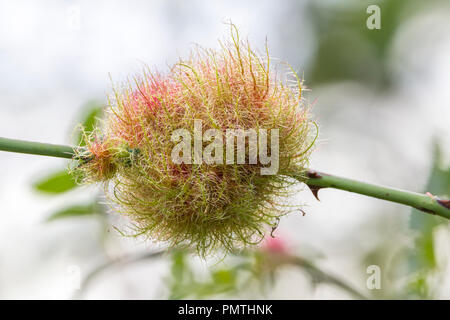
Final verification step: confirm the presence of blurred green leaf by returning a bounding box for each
[76,101,104,146]
[406,142,450,298]
[33,170,78,194]
[169,250,195,299]
[46,202,99,222]
[212,269,236,286]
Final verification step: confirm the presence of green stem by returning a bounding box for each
[0,137,449,219]
[300,170,450,220]
[0,137,75,159]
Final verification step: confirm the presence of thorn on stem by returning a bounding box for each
[437,199,450,210]
[307,170,322,179]
[307,185,322,201]
[425,192,450,210]
[425,192,435,199]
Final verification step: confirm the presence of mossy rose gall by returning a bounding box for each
[74,26,316,256]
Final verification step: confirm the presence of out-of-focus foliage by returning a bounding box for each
[167,245,367,299]
[405,142,450,298]
[33,170,77,194]
[168,250,242,299]
[362,142,450,299]
[302,0,448,88]
[46,201,101,222]
[72,244,366,299]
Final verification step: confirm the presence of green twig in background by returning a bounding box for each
[1,136,449,219]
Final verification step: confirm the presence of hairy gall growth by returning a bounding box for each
[75,27,316,256]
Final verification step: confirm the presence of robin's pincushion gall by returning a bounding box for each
[75,26,316,256]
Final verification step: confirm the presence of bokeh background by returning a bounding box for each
[0,0,449,299]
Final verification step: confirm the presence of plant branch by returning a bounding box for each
[0,137,74,159]
[290,256,368,300]
[73,250,164,299]
[299,170,450,220]
[0,137,449,219]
